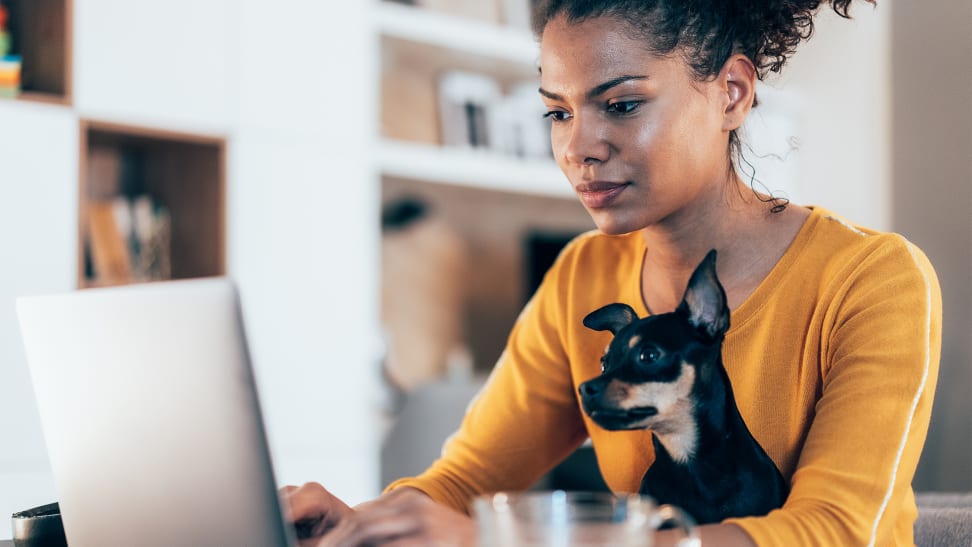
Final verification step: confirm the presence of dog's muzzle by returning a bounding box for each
[579,379,658,429]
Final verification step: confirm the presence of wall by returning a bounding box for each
[762,3,892,231]
[0,100,78,525]
[0,1,381,536]
[890,0,972,492]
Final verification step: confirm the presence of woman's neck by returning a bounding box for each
[639,180,809,313]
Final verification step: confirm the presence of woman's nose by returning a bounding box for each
[562,116,610,166]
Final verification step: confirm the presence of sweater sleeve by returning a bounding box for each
[384,239,590,514]
[727,235,942,546]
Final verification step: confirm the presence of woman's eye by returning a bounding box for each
[607,101,641,115]
[542,110,571,122]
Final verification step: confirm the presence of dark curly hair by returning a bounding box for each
[532,0,877,212]
[532,0,876,79]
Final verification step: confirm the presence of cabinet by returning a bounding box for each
[78,120,226,287]
[1,0,72,104]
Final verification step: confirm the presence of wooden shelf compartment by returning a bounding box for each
[2,0,72,104]
[78,120,226,288]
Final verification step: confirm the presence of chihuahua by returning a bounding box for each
[578,250,788,524]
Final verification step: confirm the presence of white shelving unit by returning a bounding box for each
[377,2,538,66]
[375,2,598,493]
[379,139,570,198]
[375,1,568,198]
[0,2,382,536]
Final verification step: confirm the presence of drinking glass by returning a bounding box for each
[474,491,699,547]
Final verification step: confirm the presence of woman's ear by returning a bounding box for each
[720,54,757,132]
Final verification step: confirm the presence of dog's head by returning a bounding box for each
[578,250,729,432]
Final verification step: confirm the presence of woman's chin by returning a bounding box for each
[589,212,642,236]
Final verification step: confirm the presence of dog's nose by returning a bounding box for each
[579,381,601,398]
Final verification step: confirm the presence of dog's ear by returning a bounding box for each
[583,303,638,335]
[676,250,729,341]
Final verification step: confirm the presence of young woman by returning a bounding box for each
[285,1,941,545]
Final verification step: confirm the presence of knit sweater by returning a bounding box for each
[387,206,942,546]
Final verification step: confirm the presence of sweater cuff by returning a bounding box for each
[384,477,472,515]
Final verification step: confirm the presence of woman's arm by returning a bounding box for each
[727,236,942,545]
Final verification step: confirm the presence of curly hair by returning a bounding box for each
[532,0,877,212]
[532,0,877,80]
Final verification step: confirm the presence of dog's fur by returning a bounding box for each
[578,250,788,524]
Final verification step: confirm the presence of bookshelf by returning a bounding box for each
[376,1,593,375]
[377,1,566,198]
[377,2,538,81]
[1,0,72,104]
[379,139,569,198]
[78,120,226,288]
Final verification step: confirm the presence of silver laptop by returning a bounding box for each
[17,278,295,547]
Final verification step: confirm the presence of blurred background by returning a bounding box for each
[0,0,968,537]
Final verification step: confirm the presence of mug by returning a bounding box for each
[473,491,699,547]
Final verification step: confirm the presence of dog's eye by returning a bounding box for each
[600,359,607,373]
[639,348,660,363]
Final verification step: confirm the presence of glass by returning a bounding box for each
[473,491,699,547]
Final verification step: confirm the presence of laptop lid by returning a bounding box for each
[17,278,295,547]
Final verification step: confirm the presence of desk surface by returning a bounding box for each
[1,540,14,546]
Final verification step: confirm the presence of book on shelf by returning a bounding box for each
[86,195,172,286]
[436,70,551,160]
[87,200,133,286]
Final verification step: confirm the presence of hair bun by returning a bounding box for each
[534,0,877,79]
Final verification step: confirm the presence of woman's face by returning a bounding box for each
[539,16,733,235]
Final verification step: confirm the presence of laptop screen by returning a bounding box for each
[17,278,294,547]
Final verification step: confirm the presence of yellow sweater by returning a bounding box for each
[387,207,942,546]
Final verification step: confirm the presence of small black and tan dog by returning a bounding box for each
[578,250,788,525]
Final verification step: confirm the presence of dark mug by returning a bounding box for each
[11,502,67,547]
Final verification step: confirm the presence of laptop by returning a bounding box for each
[16,278,296,547]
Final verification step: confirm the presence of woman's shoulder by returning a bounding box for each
[800,206,938,285]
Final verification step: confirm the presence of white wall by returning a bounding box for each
[228,0,381,505]
[74,0,237,132]
[756,4,891,231]
[0,100,79,526]
[0,1,381,537]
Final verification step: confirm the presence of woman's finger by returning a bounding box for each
[284,482,344,522]
[316,502,420,547]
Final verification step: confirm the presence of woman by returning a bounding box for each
[286,0,941,545]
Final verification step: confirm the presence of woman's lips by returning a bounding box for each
[575,181,629,209]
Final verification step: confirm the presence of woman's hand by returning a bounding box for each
[280,482,354,546]
[316,487,477,547]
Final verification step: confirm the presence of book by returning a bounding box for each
[87,200,133,286]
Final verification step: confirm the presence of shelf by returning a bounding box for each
[376,2,538,69]
[78,120,226,288]
[1,0,72,104]
[379,140,572,199]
